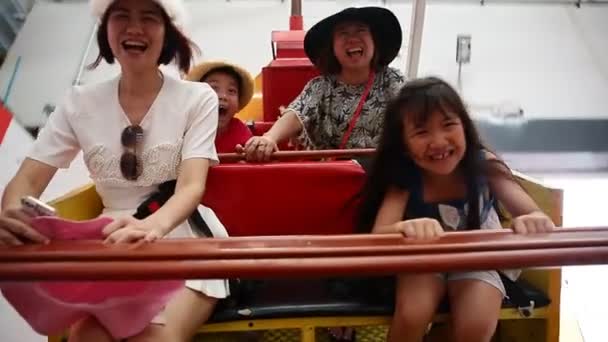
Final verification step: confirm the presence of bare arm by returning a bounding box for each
[144,158,210,236]
[259,76,321,146]
[371,186,444,239]
[2,158,57,209]
[241,110,304,162]
[371,187,409,234]
[485,153,541,217]
[486,154,554,233]
[263,110,304,144]
[0,158,57,244]
[488,171,541,217]
[103,158,211,243]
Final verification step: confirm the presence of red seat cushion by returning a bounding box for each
[202,161,365,236]
[262,60,319,122]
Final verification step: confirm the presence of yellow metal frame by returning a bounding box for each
[510,172,563,342]
[46,173,563,342]
[197,307,552,339]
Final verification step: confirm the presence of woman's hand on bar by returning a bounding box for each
[237,135,279,162]
[512,211,555,234]
[102,216,165,244]
[395,218,445,240]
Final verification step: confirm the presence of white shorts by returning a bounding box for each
[436,270,506,297]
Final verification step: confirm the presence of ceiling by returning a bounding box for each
[0,0,606,64]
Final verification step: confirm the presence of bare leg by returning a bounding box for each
[328,327,355,341]
[387,274,445,342]
[68,316,115,342]
[448,279,503,342]
[128,287,218,342]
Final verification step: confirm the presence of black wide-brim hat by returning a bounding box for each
[304,7,402,68]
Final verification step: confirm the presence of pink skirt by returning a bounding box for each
[0,216,183,339]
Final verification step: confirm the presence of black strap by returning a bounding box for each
[498,271,535,317]
[187,208,213,237]
[133,180,213,237]
[133,180,241,303]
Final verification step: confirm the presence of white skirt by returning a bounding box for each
[101,205,230,299]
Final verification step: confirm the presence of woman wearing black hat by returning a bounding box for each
[241,7,405,162]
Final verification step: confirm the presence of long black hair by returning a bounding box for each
[357,77,513,233]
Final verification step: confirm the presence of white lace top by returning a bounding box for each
[29,73,219,212]
[28,77,230,299]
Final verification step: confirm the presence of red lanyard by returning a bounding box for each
[339,71,376,149]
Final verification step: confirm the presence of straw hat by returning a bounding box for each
[187,61,255,110]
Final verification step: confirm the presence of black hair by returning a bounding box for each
[357,77,514,233]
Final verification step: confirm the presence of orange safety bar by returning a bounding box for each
[1,227,608,262]
[218,148,375,163]
[1,247,608,281]
[1,228,607,281]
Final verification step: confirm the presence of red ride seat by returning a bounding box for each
[201,161,366,236]
[200,161,551,325]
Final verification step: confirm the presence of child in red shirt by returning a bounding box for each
[187,61,254,153]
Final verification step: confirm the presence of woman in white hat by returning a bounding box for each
[241,6,406,162]
[0,0,227,340]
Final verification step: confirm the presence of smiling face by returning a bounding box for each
[404,109,467,177]
[105,0,166,73]
[332,21,375,72]
[203,70,241,133]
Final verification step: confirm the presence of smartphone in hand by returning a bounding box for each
[21,196,57,217]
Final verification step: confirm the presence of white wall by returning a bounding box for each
[0,297,44,342]
[88,0,608,120]
[414,4,608,119]
[0,1,95,127]
[1,0,607,126]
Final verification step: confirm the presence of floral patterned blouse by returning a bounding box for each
[287,67,405,149]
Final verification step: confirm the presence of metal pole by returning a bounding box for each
[3,56,21,104]
[291,0,302,16]
[406,0,426,79]
[73,22,98,86]
[290,0,303,30]
[458,62,463,91]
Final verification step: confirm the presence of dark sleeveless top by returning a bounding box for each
[401,149,500,231]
